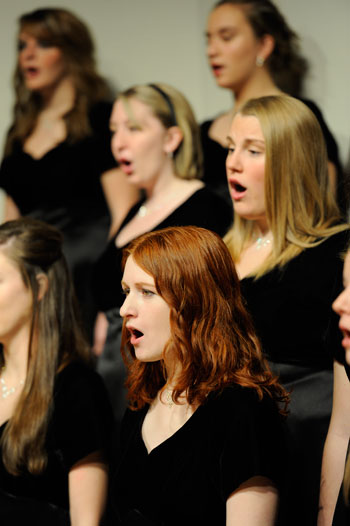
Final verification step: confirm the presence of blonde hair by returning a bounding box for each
[225,95,348,277]
[117,83,203,179]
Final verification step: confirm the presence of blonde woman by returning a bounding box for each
[224,95,349,525]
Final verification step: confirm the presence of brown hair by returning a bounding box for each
[214,0,308,96]
[0,218,90,475]
[5,7,111,155]
[121,226,288,411]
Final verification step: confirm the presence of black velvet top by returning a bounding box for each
[200,98,346,213]
[0,101,116,225]
[112,385,285,526]
[240,230,349,368]
[93,187,233,312]
[0,361,114,523]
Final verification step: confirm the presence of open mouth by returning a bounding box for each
[119,159,133,175]
[129,327,144,345]
[24,67,39,77]
[228,180,247,201]
[211,64,223,76]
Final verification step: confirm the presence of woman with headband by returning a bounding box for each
[92,83,232,423]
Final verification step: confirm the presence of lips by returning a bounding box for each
[211,63,224,77]
[23,66,39,78]
[127,325,144,345]
[228,178,247,200]
[118,158,133,175]
[339,324,350,350]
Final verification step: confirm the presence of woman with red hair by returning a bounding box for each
[111,225,288,526]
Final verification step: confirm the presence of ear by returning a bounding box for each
[164,126,183,155]
[258,34,275,62]
[36,273,49,301]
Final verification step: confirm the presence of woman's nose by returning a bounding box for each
[333,288,350,315]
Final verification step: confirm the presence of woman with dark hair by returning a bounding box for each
[111,225,288,525]
[0,218,113,525]
[0,8,138,337]
[92,83,232,421]
[224,94,349,525]
[203,0,346,211]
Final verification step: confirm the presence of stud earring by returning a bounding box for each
[256,56,265,67]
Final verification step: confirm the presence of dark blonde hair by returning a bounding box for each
[117,83,203,180]
[214,0,308,95]
[0,218,90,475]
[5,7,111,155]
[121,226,288,412]
[225,95,349,277]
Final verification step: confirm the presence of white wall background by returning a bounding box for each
[0,0,349,168]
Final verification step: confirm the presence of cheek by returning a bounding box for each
[43,50,65,71]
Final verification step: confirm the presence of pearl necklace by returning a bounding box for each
[0,367,24,399]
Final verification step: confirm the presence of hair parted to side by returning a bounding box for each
[214,0,308,96]
[121,226,288,412]
[5,7,112,155]
[0,217,90,476]
[225,95,349,277]
[117,83,203,180]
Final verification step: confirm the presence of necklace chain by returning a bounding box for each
[0,367,24,400]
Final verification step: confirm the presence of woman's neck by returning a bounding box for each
[2,336,29,384]
[39,75,76,117]
[232,68,282,112]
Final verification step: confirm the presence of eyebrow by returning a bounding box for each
[226,136,265,146]
[121,280,156,288]
[205,26,236,37]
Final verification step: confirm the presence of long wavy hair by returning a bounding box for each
[117,83,203,180]
[225,95,349,277]
[214,0,308,96]
[4,7,112,156]
[121,226,288,412]
[0,218,90,475]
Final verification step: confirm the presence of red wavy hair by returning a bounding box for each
[121,226,288,412]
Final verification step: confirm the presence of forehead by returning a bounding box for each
[123,256,155,283]
[208,3,251,31]
[111,97,156,124]
[229,113,264,141]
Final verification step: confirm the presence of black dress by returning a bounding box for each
[201,98,346,212]
[111,385,286,526]
[0,361,114,525]
[0,101,117,338]
[240,230,349,526]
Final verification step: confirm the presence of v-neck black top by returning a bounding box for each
[111,385,285,526]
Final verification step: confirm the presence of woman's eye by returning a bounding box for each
[141,289,154,297]
[227,147,235,155]
[121,288,130,296]
[18,40,26,52]
[38,39,53,48]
